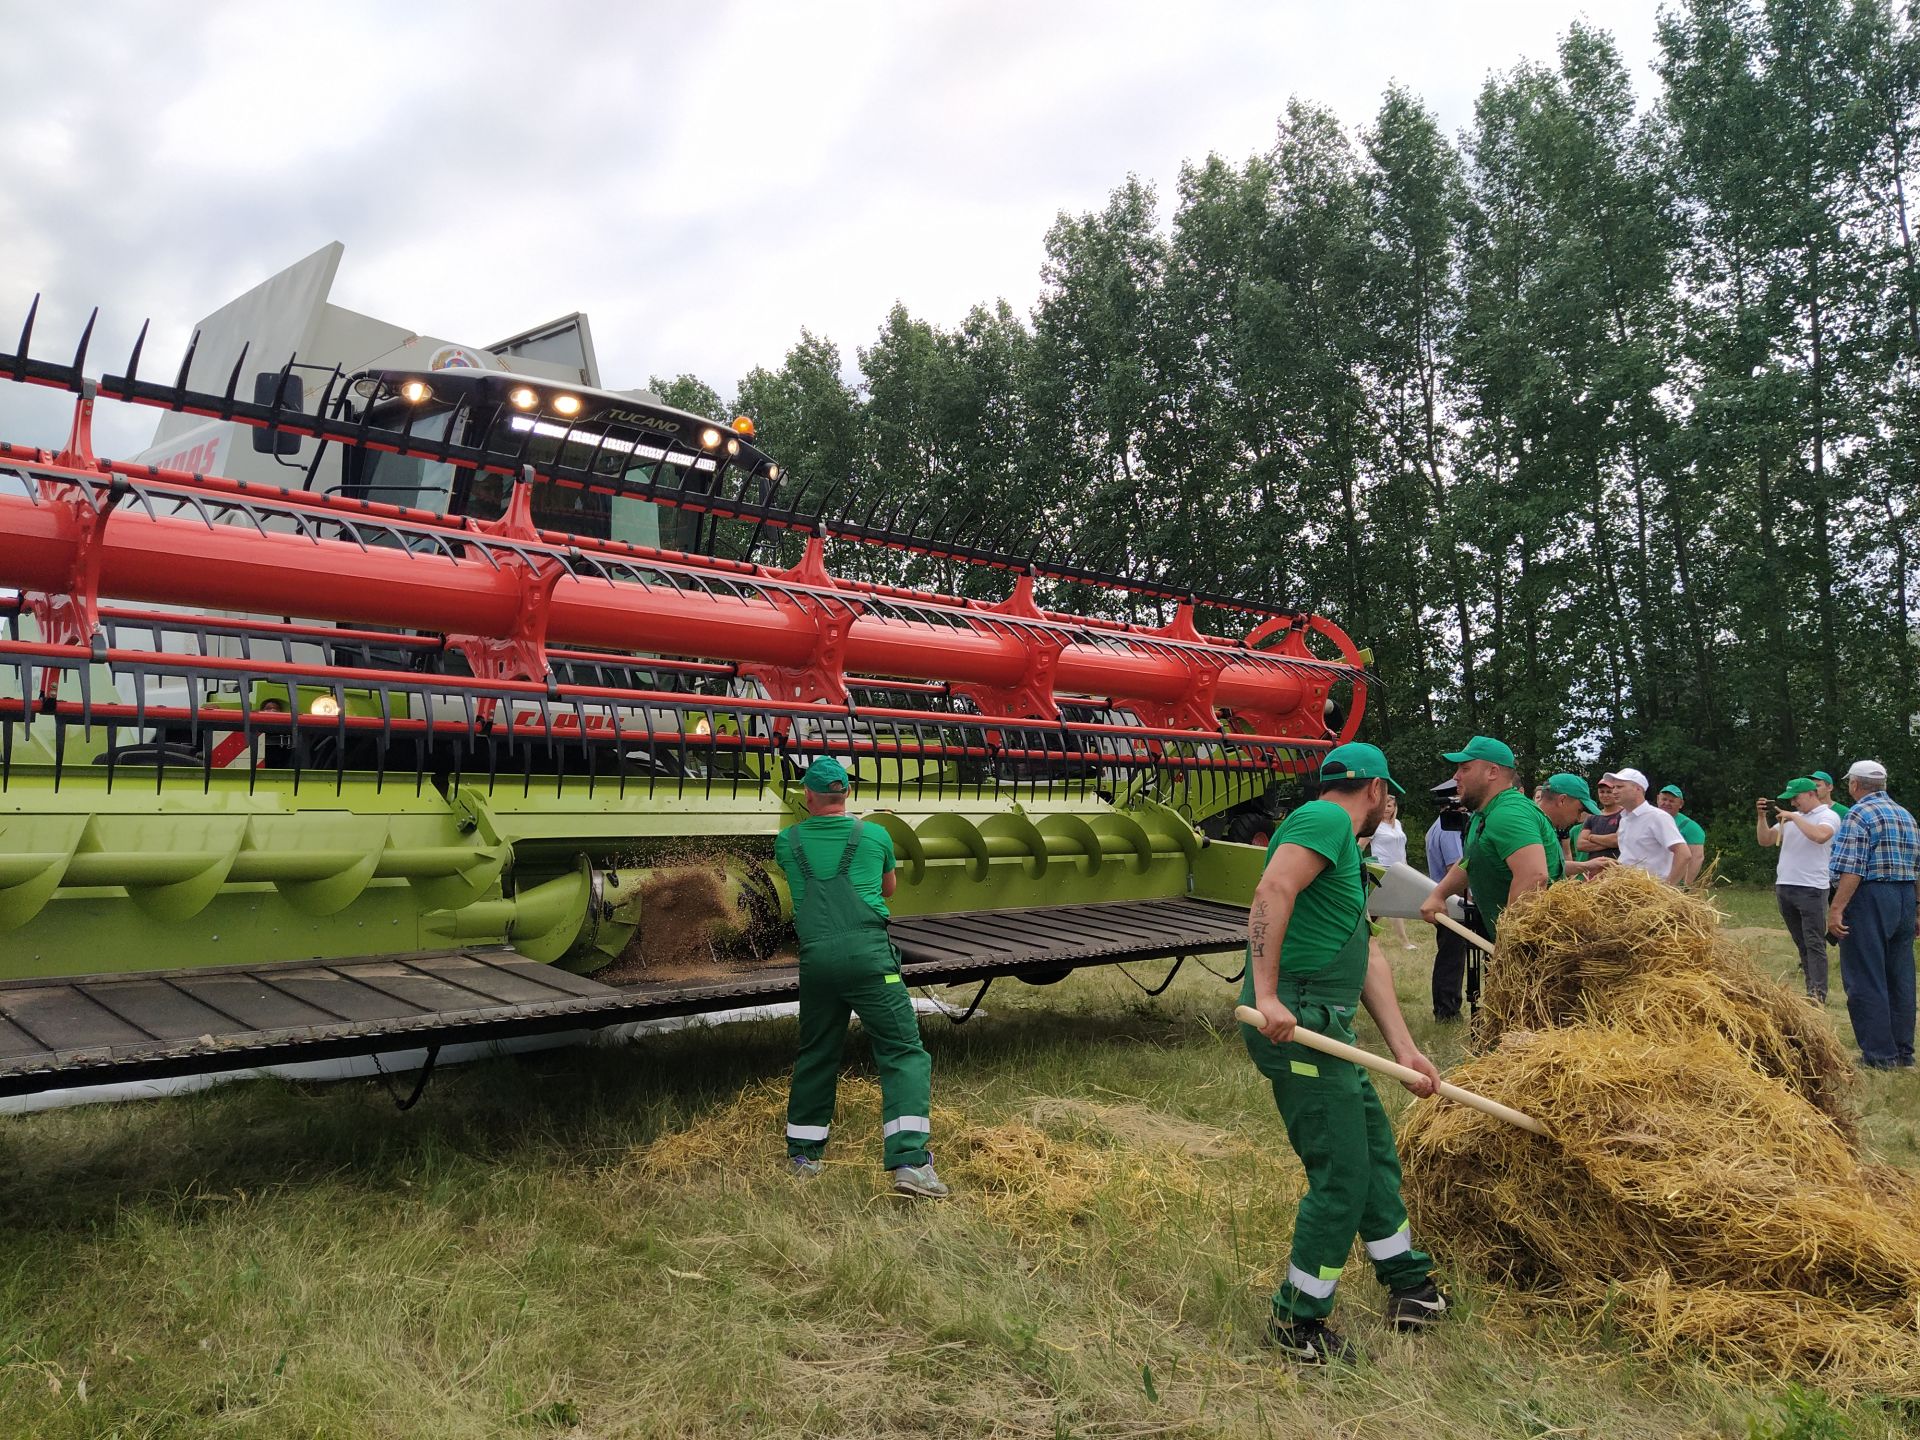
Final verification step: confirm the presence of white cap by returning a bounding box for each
[1846,759,1888,782]
[1601,767,1650,790]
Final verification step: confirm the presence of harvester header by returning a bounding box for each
[0,258,1370,1102]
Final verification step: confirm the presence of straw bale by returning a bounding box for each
[1401,1027,1920,1391]
[1478,869,1853,1131]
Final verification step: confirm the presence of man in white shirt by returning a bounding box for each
[1599,768,1689,882]
[1756,777,1838,1003]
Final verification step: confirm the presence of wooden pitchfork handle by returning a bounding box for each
[1232,1004,1549,1137]
[1433,912,1496,953]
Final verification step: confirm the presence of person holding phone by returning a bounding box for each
[1757,778,1840,1004]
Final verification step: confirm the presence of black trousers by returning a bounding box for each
[1431,922,1470,1019]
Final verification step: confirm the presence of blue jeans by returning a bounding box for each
[1838,880,1918,1066]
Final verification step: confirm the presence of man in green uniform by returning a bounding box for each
[1536,773,1615,878]
[1242,742,1448,1366]
[1419,735,1563,937]
[1813,771,1852,821]
[1656,784,1707,884]
[774,757,946,1198]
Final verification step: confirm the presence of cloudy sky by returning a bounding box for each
[1,1,1662,455]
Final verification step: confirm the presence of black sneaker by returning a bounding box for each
[1385,1279,1450,1331]
[1266,1316,1362,1366]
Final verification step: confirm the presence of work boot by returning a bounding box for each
[787,1154,824,1178]
[890,1163,949,1198]
[1266,1316,1361,1367]
[1385,1279,1450,1331]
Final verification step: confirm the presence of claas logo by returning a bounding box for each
[159,439,221,474]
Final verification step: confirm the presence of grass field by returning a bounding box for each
[1,884,1916,1439]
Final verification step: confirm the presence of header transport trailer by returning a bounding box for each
[0,247,1370,1103]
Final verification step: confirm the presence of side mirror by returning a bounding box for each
[251,371,305,454]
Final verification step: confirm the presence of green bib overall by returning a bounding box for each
[782,820,934,1170]
[1238,830,1434,1322]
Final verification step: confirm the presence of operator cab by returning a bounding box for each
[337,368,784,553]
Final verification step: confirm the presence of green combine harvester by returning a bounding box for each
[0,255,1370,1103]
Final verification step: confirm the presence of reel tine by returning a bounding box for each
[172,329,202,406]
[221,341,251,416]
[11,292,39,379]
[124,318,150,386]
[69,307,98,389]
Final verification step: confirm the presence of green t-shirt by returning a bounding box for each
[1258,799,1369,983]
[1831,802,1851,819]
[1463,787,1564,933]
[1674,812,1706,847]
[773,815,897,922]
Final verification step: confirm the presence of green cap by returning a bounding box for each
[803,756,850,793]
[1659,784,1684,799]
[1545,773,1601,814]
[1441,735,1516,768]
[1319,741,1403,795]
[1777,777,1817,802]
[1812,771,1834,786]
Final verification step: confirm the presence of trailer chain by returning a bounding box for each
[371,1044,442,1112]
[1113,955,1185,997]
[915,978,993,1025]
[1192,953,1247,985]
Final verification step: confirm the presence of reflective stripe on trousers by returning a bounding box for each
[1286,1263,1341,1299]
[1365,1223,1412,1261]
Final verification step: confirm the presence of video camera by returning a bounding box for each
[1431,777,1470,835]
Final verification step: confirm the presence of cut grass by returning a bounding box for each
[0,884,1915,1438]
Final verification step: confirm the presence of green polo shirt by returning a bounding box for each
[1251,799,1369,982]
[1463,787,1564,933]
[773,815,896,921]
[1674,812,1706,847]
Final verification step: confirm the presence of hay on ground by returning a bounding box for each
[1404,873,1920,1392]
[629,1081,1250,1243]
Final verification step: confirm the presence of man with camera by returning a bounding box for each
[1757,777,1839,1004]
[1424,780,1471,1019]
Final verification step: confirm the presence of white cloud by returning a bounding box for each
[0,0,1663,455]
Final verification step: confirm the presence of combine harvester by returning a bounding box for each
[0,247,1370,1106]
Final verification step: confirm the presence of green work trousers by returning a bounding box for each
[786,933,932,1169]
[1241,996,1433,1321]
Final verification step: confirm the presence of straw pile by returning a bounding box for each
[1401,873,1920,1391]
[1474,868,1854,1133]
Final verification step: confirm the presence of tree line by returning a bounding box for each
[652,0,1920,879]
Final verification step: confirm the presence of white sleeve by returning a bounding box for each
[1653,809,1685,848]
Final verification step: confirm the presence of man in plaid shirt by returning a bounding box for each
[1827,759,1920,1068]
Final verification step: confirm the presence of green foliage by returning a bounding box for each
[654,1,1920,838]
[1746,1383,1857,1439]
[646,373,726,421]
